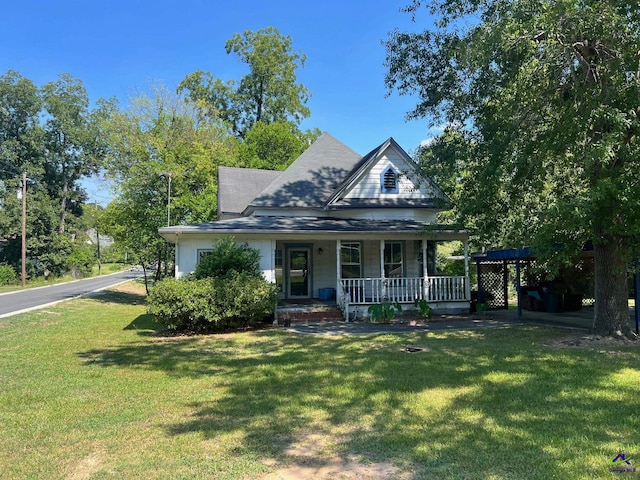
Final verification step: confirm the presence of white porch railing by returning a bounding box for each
[340,276,468,305]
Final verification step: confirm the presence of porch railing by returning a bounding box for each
[340,276,468,305]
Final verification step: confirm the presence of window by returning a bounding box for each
[275,249,283,293]
[414,240,436,276]
[380,166,399,193]
[340,242,362,278]
[197,249,213,263]
[384,242,404,278]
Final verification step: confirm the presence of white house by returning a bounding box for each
[158,133,470,319]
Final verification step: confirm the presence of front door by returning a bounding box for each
[288,248,311,298]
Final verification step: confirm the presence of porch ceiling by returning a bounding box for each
[159,216,468,242]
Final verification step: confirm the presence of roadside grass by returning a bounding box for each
[0,263,131,294]
[1,283,639,479]
[91,263,131,276]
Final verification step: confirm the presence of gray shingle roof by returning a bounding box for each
[160,216,467,238]
[218,166,282,217]
[248,133,364,209]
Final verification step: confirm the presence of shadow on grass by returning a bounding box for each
[77,327,640,478]
[123,314,161,337]
[92,289,147,307]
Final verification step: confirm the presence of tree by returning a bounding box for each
[41,74,104,233]
[100,84,238,285]
[385,1,640,336]
[178,27,310,139]
[0,71,100,279]
[237,121,320,170]
[101,177,169,292]
[0,71,42,180]
[103,84,237,223]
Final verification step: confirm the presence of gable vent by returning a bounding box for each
[382,167,398,193]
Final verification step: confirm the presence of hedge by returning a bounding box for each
[148,272,278,332]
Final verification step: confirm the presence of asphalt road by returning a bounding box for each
[0,269,144,318]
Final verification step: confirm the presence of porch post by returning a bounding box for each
[337,239,348,321]
[380,239,386,300]
[464,240,471,301]
[516,258,522,319]
[422,239,429,301]
[336,239,341,295]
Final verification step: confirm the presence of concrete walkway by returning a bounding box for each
[283,306,630,335]
[284,317,524,335]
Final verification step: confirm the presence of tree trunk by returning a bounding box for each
[593,237,631,336]
[155,248,163,282]
[59,177,68,234]
[141,263,149,295]
[256,78,264,123]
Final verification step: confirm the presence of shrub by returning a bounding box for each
[148,273,278,332]
[212,272,278,329]
[414,298,433,319]
[0,264,18,285]
[194,237,260,279]
[67,242,96,278]
[368,301,402,323]
[148,278,215,331]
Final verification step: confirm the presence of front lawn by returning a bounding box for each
[1,282,638,479]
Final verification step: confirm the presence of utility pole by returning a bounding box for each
[21,172,26,287]
[95,201,101,275]
[166,172,172,227]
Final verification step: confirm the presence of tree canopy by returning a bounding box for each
[0,71,106,278]
[99,84,239,283]
[386,0,640,335]
[178,27,311,139]
[237,121,319,170]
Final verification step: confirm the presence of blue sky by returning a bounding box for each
[1,0,438,204]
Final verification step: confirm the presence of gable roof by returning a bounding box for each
[326,136,450,209]
[218,166,282,218]
[237,133,449,215]
[247,132,364,211]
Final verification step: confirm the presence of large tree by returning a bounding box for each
[237,121,320,170]
[41,74,104,233]
[0,71,42,180]
[386,1,640,336]
[178,27,310,139]
[0,71,103,278]
[101,84,238,283]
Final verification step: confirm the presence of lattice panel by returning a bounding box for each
[478,262,506,309]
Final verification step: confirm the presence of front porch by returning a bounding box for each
[337,275,470,320]
[276,237,471,321]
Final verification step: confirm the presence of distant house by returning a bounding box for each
[159,133,470,318]
[86,228,114,248]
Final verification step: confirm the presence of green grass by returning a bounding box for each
[1,283,639,479]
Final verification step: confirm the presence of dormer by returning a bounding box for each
[324,137,450,222]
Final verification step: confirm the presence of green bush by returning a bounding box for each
[414,298,434,319]
[148,273,278,332]
[194,237,261,279]
[0,264,18,285]
[67,242,96,278]
[368,301,402,323]
[147,278,216,331]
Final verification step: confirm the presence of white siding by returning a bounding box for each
[362,240,382,277]
[343,146,437,200]
[329,209,438,222]
[175,236,274,281]
[311,240,336,297]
